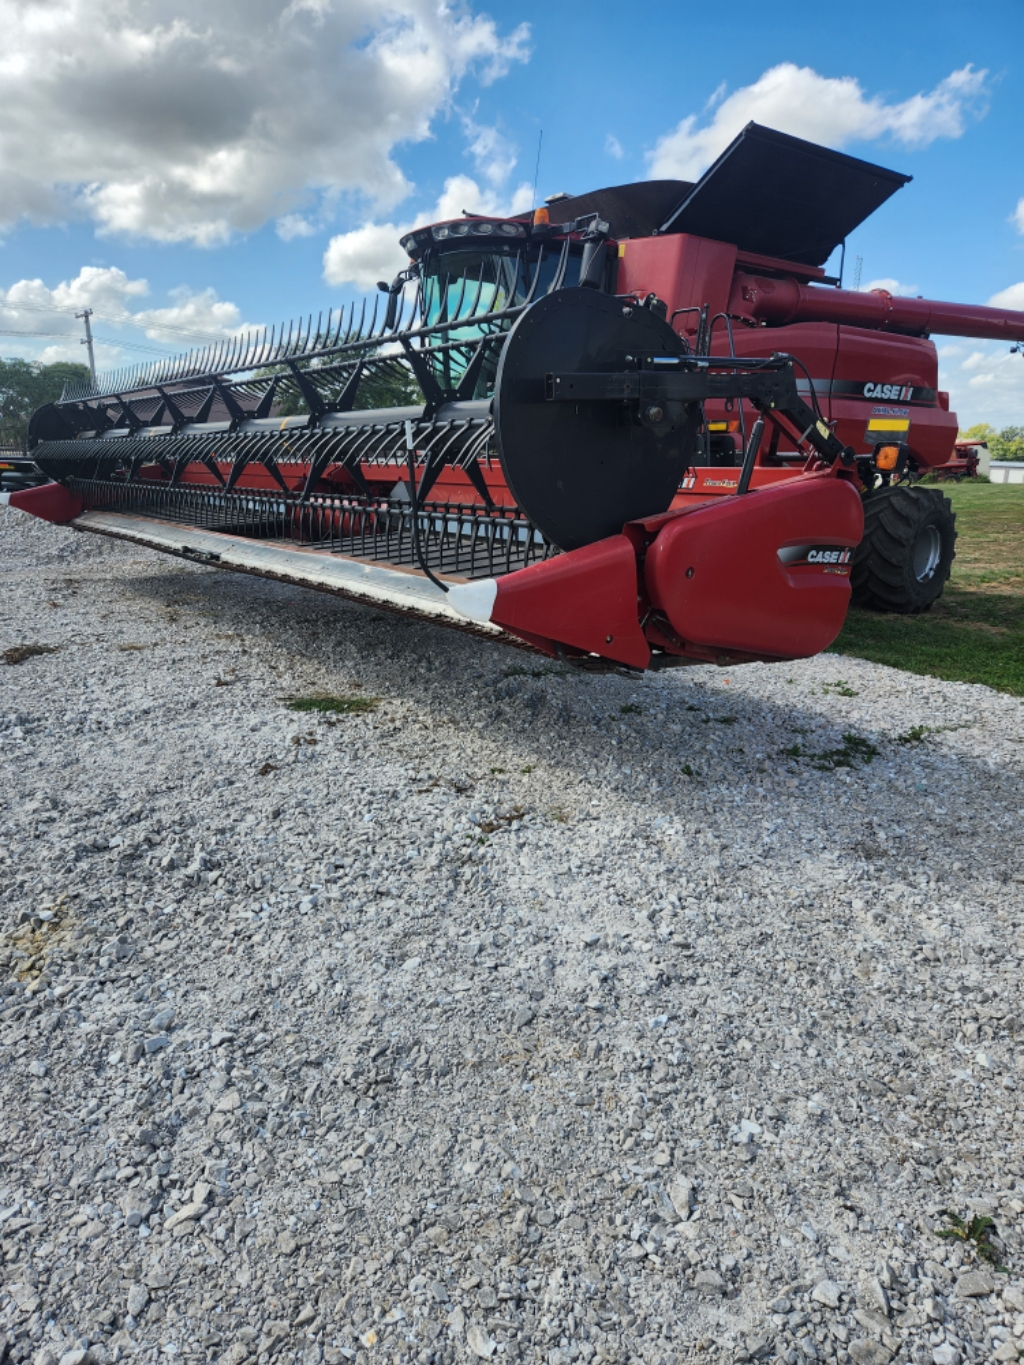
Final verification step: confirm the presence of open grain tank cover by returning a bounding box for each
[658,121,911,266]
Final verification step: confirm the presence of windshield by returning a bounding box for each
[418,243,582,397]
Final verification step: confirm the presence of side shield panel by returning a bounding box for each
[643,476,864,659]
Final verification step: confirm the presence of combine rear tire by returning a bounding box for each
[851,485,956,613]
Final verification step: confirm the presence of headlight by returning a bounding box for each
[431,225,450,240]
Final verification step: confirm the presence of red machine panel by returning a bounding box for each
[616,234,737,342]
[829,326,957,469]
[642,475,863,659]
[490,533,650,669]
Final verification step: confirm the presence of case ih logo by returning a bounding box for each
[863,382,915,401]
[806,547,852,566]
[830,380,936,405]
[779,544,853,569]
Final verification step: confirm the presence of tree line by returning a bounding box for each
[0,358,91,450]
[961,423,1024,462]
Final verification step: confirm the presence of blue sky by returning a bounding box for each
[0,0,1021,426]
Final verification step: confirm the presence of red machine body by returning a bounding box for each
[615,232,1020,481]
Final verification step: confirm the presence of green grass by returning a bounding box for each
[831,483,1024,696]
[285,694,380,715]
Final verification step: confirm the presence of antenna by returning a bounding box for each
[532,128,543,212]
[76,308,96,385]
[852,255,863,293]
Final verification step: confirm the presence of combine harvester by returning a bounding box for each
[9,124,1024,673]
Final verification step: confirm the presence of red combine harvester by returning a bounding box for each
[9,123,1024,673]
[930,439,986,482]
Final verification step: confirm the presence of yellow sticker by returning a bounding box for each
[618,243,626,258]
[816,420,830,439]
[867,417,910,432]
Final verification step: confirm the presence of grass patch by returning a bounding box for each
[504,664,567,680]
[3,643,59,666]
[620,702,641,715]
[831,483,1024,695]
[937,1210,1008,1272]
[784,732,878,770]
[285,694,380,715]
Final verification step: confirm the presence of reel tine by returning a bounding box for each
[468,259,487,318]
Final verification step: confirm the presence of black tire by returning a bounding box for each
[851,485,957,613]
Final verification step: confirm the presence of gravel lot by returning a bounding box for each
[2,504,1024,1365]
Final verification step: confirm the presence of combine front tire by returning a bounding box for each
[851,485,956,613]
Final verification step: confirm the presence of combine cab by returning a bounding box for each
[10,123,1024,671]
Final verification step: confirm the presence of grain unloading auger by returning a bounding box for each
[12,121,1024,672]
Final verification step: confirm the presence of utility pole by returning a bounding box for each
[76,308,96,386]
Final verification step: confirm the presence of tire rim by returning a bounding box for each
[913,524,942,582]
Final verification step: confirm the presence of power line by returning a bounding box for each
[0,298,233,343]
[0,328,178,357]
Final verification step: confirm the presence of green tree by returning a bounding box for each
[959,422,995,443]
[264,355,423,418]
[991,426,1024,461]
[0,358,92,449]
[959,422,1024,461]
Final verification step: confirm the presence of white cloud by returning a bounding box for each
[276,214,319,242]
[0,265,248,372]
[605,134,624,161]
[1013,199,1024,234]
[648,63,989,180]
[863,277,919,296]
[988,282,1024,311]
[0,2,530,245]
[323,173,533,290]
[463,118,517,188]
[133,287,243,342]
[939,339,1024,429]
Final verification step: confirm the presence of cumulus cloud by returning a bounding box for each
[939,339,1024,429]
[1014,199,1024,234]
[605,134,624,161]
[0,1,530,245]
[863,277,919,296]
[323,173,533,290]
[0,265,248,371]
[989,282,1024,311]
[463,118,518,188]
[648,63,989,180]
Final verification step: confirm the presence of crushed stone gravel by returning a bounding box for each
[1,504,1023,1365]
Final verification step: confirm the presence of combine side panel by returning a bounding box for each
[829,327,958,470]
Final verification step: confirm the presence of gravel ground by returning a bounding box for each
[2,505,1024,1365]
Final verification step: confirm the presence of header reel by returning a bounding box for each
[21,255,861,671]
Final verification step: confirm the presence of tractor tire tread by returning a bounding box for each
[851,485,957,614]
